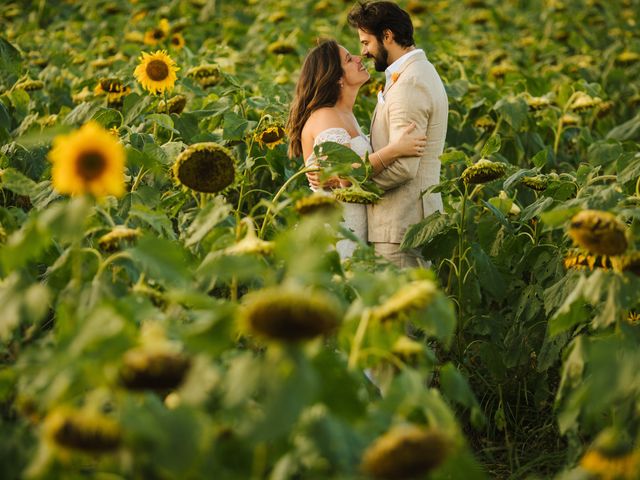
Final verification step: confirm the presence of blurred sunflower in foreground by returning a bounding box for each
[134,50,179,94]
[254,124,286,149]
[48,122,125,197]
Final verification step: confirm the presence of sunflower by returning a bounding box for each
[225,220,274,256]
[525,95,552,111]
[361,425,452,479]
[44,406,122,453]
[470,10,490,24]
[520,175,548,191]
[474,116,496,130]
[98,226,141,252]
[13,79,44,92]
[611,252,640,276]
[254,125,286,149]
[172,142,236,193]
[489,63,517,79]
[391,336,425,364]
[267,40,296,55]
[294,193,340,215]
[371,280,438,323]
[158,94,187,114]
[95,77,128,94]
[461,159,507,184]
[616,51,640,65]
[560,113,580,126]
[134,50,179,95]
[241,286,342,342]
[333,185,380,204]
[570,91,602,112]
[170,33,185,49]
[580,429,640,480]
[406,0,427,14]
[268,10,288,22]
[49,121,125,197]
[596,100,614,118]
[119,348,191,392]
[143,18,170,45]
[186,64,222,88]
[568,210,628,256]
[563,250,612,271]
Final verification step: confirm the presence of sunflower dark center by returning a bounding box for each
[171,36,181,45]
[77,151,107,181]
[152,29,164,40]
[146,60,169,81]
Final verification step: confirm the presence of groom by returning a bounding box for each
[348,1,448,268]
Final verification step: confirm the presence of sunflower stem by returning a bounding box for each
[258,165,319,239]
[456,183,469,360]
[348,309,371,370]
[131,168,147,192]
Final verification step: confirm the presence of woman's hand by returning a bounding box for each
[306,170,342,190]
[390,122,427,158]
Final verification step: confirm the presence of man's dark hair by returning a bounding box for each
[347,1,415,48]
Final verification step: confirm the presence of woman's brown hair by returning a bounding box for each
[286,39,343,159]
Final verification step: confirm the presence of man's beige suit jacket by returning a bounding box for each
[367,50,448,244]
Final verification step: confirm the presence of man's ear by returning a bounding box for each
[382,29,394,44]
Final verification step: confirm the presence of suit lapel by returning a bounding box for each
[381,50,427,98]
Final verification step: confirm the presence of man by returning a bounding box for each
[348,1,448,268]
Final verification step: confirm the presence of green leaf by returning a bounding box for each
[470,243,506,300]
[606,113,640,142]
[549,275,588,336]
[440,363,485,425]
[494,97,528,130]
[481,134,501,157]
[439,149,468,165]
[147,113,179,133]
[0,101,11,131]
[123,93,154,125]
[0,37,22,77]
[222,111,248,140]
[502,167,538,191]
[129,203,175,238]
[587,141,623,167]
[0,167,37,196]
[91,107,123,128]
[617,153,640,185]
[7,89,30,120]
[400,211,453,250]
[531,149,548,168]
[64,102,102,126]
[540,206,581,227]
[129,236,192,288]
[183,196,231,247]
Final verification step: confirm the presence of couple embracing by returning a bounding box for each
[287,1,448,268]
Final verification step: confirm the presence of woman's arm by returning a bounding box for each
[368,122,427,175]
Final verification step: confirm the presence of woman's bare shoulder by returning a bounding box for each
[305,108,344,135]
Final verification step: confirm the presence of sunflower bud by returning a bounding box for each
[241,287,342,342]
[267,40,296,55]
[44,407,122,453]
[173,142,236,193]
[226,220,274,256]
[158,94,187,114]
[520,175,548,191]
[119,348,191,391]
[361,425,452,479]
[461,159,506,184]
[295,193,340,215]
[569,92,602,112]
[254,125,286,149]
[187,65,222,88]
[563,250,612,271]
[371,280,438,323]
[98,226,141,252]
[616,51,640,65]
[568,210,627,256]
[333,185,380,204]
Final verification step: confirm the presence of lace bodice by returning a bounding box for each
[305,127,372,168]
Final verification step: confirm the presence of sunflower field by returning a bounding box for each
[1,0,640,478]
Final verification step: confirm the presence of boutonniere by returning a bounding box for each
[391,72,400,83]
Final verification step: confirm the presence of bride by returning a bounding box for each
[286,39,426,259]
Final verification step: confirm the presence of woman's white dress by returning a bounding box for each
[305,127,372,259]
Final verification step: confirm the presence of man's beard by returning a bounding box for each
[372,43,389,72]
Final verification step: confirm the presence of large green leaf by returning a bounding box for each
[400,211,453,250]
[0,37,22,78]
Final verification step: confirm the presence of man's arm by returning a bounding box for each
[373,78,431,191]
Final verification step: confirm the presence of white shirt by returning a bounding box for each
[378,48,424,105]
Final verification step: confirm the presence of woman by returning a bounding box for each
[287,39,426,259]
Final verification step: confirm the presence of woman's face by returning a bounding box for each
[339,45,370,88]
